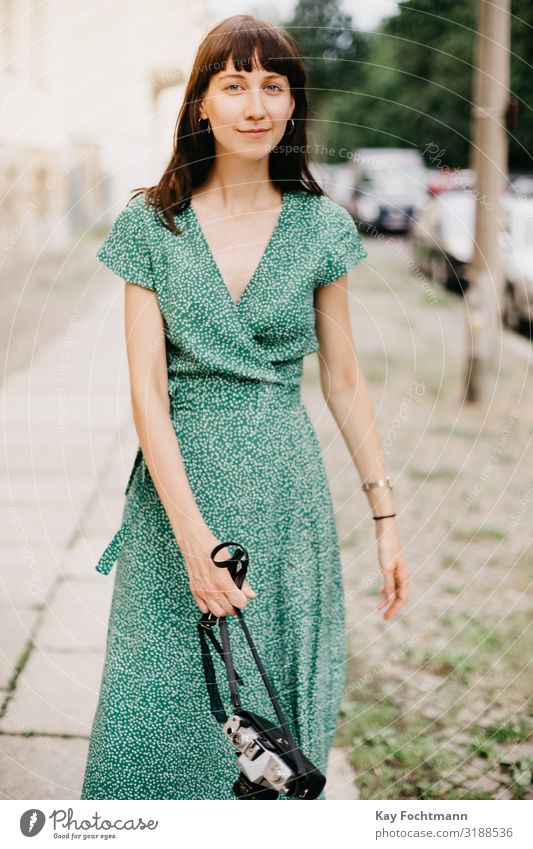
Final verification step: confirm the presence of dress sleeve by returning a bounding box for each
[315,206,368,288]
[96,197,156,291]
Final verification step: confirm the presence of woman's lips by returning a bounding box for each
[237,128,270,135]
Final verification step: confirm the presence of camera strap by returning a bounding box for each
[196,542,309,782]
[197,620,245,722]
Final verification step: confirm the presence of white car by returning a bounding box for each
[410,190,475,292]
[500,197,533,331]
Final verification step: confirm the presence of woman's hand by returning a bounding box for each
[175,524,257,617]
[374,519,409,619]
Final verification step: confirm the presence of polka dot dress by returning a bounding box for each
[81,188,368,800]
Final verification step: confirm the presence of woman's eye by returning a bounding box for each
[225,83,282,92]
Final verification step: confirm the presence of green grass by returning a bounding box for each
[441,552,460,568]
[338,613,533,798]
[440,612,455,626]
[452,525,506,542]
[469,738,498,760]
[408,466,459,481]
[337,689,465,799]
[485,718,528,743]
[363,369,387,383]
[443,583,462,594]
[426,649,477,684]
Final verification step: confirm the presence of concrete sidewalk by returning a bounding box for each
[1,233,532,801]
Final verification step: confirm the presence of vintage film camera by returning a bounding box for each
[197,541,327,800]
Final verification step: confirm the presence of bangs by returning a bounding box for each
[199,19,300,85]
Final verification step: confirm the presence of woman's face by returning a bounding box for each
[199,54,295,159]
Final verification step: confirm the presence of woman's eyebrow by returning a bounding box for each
[218,72,285,81]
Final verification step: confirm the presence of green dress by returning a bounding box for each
[81,188,367,800]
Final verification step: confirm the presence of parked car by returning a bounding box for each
[506,174,533,199]
[411,190,533,329]
[410,190,475,293]
[499,197,533,332]
[348,148,430,233]
[425,167,475,195]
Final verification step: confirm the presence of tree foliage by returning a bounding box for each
[283,0,532,170]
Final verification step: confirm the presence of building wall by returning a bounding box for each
[0,0,214,263]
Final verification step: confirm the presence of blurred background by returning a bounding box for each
[1,0,532,802]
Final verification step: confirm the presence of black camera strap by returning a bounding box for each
[197,542,309,782]
[197,622,245,722]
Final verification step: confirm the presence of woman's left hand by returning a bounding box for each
[375,520,409,619]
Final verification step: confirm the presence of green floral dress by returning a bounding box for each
[81,188,367,800]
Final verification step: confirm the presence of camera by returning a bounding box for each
[223,710,326,800]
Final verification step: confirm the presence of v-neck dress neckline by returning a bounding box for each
[188,190,288,309]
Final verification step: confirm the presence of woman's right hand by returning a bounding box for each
[175,524,257,617]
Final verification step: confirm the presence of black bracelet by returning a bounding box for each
[372,512,396,520]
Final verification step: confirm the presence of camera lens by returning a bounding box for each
[233,730,254,748]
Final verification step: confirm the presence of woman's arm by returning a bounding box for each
[124,281,205,536]
[314,277,409,619]
[123,282,256,616]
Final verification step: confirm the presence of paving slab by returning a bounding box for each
[37,579,114,652]
[0,735,355,801]
[1,546,59,607]
[61,533,120,580]
[0,648,103,737]
[0,735,87,800]
[325,747,359,800]
[0,607,39,690]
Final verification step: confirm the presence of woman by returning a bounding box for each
[81,14,408,801]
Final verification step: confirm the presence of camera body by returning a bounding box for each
[223,709,326,800]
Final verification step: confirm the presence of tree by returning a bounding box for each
[300,0,532,171]
[283,0,369,150]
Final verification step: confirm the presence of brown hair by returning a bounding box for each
[130,14,323,235]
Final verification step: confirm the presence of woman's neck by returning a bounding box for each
[192,162,281,214]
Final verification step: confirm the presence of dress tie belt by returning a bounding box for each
[95,446,145,576]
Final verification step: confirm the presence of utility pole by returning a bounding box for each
[463,0,511,403]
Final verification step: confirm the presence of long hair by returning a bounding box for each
[130,14,324,235]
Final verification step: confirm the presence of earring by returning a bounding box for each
[199,116,211,134]
[285,118,295,136]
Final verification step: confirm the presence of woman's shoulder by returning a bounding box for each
[291,189,354,230]
[117,193,175,245]
[123,192,160,223]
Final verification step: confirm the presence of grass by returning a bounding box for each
[441,551,461,568]
[485,718,528,743]
[452,525,507,542]
[362,369,387,383]
[338,612,533,798]
[429,425,495,441]
[408,466,460,481]
[336,686,482,799]
[405,614,508,683]
[443,583,462,594]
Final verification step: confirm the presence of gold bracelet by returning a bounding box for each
[361,476,393,492]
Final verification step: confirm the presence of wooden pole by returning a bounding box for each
[463,0,510,403]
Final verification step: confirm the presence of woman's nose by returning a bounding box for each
[243,87,266,118]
